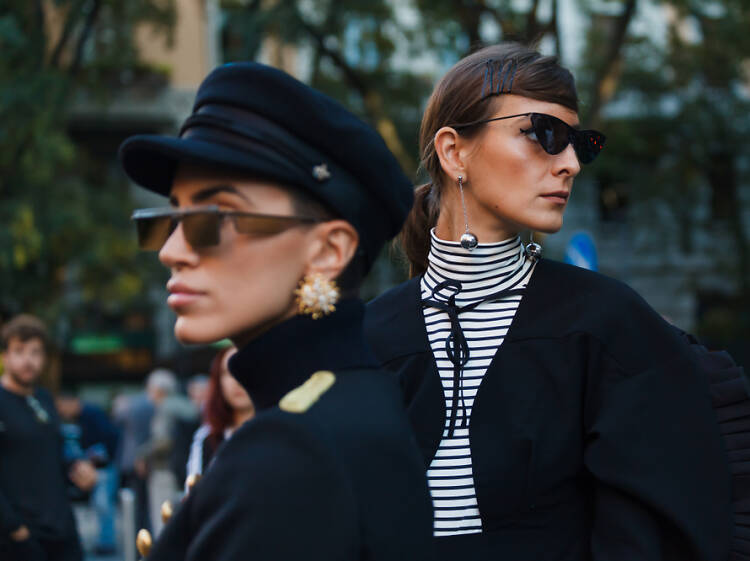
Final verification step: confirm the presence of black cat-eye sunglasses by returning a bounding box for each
[452,112,605,164]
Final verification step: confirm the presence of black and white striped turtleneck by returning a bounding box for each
[421,229,536,536]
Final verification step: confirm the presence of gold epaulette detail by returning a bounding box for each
[279,371,336,413]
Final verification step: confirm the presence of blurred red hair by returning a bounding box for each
[204,347,235,449]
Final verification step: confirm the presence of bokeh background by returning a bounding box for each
[2,0,749,394]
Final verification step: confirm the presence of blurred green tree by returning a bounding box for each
[0,1,175,325]
[585,0,750,358]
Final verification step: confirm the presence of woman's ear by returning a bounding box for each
[434,126,467,182]
[304,220,359,280]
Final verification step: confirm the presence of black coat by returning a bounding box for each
[365,258,734,561]
[0,387,78,543]
[146,301,434,561]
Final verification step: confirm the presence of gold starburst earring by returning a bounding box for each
[295,273,340,319]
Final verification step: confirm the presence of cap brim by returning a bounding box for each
[119,135,301,197]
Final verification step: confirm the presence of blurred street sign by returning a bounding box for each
[70,335,125,354]
[564,231,598,271]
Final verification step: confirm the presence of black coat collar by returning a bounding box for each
[229,299,378,411]
[365,259,588,362]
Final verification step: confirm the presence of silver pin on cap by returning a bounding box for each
[312,163,331,181]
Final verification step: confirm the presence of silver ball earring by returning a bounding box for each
[525,231,542,261]
[458,175,478,250]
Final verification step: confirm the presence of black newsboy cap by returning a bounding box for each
[119,62,413,272]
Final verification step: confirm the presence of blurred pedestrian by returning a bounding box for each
[56,391,120,556]
[121,62,433,560]
[186,374,209,412]
[186,346,254,482]
[169,374,208,486]
[113,390,154,532]
[0,315,96,561]
[137,368,196,535]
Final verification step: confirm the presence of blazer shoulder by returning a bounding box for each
[533,259,660,321]
[364,277,427,363]
[540,259,640,299]
[532,260,686,371]
[213,408,339,477]
[211,371,411,483]
[312,368,408,432]
[365,278,417,327]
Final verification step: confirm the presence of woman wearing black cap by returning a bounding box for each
[365,42,748,560]
[119,62,432,561]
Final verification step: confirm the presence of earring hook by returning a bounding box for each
[458,176,478,251]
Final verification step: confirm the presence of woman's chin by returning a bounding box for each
[537,223,563,234]
[531,214,564,234]
[173,318,227,346]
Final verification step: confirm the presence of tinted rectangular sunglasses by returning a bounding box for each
[453,112,606,164]
[131,205,319,251]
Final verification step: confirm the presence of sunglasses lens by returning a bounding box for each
[134,208,312,251]
[531,114,571,155]
[234,215,297,236]
[574,131,606,164]
[531,114,606,164]
[183,212,221,248]
[136,216,174,251]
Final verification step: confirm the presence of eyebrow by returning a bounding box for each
[169,184,251,206]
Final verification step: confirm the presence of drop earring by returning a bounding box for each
[458,175,478,250]
[525,231,542,261]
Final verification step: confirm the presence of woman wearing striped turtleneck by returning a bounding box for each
[365,43,745,561]
[423,232,534,536]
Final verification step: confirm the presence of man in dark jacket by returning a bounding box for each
[0,315,97,561]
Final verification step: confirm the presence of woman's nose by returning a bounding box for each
[158,221,200,269]
[553,143,582,177]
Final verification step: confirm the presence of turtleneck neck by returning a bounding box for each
[228,299,378,412]
[424,228,532,303]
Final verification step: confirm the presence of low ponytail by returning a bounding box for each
[400,182,440,277]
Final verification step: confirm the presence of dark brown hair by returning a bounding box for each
[401,43,579,276]
[1,314,49,351]
[288,186,363,295]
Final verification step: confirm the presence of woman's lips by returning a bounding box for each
[166,281,205,309]
[167,292,203,308]
[541,191,570,205]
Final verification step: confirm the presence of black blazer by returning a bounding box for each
[146,301,433,561]
[365,258,734,561]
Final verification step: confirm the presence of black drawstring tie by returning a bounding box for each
[422,279,525,437]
